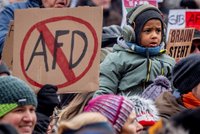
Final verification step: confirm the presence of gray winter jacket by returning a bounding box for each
[94,43,175,97]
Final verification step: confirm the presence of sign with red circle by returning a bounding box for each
[13,7,103,93]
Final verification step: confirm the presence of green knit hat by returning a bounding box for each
[0,76,37,117]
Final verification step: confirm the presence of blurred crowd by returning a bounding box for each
[0,0,200,134]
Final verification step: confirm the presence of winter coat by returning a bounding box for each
[155,91,186,121]
[94,43,175,97]
[0,0,42,54]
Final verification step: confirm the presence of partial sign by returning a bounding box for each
[123,0,157,10]
[13,7,103,93]
[186,11,200,31]
[166,9,200,42]
[166,28,194,61]
[121,0,158,27]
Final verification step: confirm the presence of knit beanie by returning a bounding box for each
[141,75,172,101]
[0,76,37,117]
[84,94,134,134]
[127,6,164,45]
[128,96,160,127]
[172,54,200,94]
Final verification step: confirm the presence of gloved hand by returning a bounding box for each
[36,84,59,117]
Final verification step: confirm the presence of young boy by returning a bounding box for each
[93,4,175,97]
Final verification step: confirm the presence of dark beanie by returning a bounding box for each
[126,5,164,45]
[172,54,200,94]
[134,10,164,45]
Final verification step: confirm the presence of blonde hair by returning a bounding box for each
[58,92,94,122]
[58,112,108,134]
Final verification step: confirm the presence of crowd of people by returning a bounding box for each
[0,0,200,134]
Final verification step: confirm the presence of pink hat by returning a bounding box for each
[84,94,134,133]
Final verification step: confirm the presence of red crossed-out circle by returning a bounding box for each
[20,16,98,88]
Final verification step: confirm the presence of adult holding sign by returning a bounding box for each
[0,0,71,58]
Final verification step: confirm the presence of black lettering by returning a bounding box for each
[180,46,185,57]
[170,30,176,43]
[175,30,180,43]
[69,30,88,69]
[173,46,178,58]
[52,30,69,69]
[185,45,190,57]
[26,33,48,71]
[169,47,173,57]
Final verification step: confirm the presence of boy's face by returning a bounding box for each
[140,19,162,47]
[42,0,70,8]
[0,105,36,134]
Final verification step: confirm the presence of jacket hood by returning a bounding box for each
[113,37,132,53]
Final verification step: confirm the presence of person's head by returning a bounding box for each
[123,4,165,47]
[191,29,200,54]
[84,94,143,134]
[58,112,115,134]
[172,54,200,98]
[0,76,37,134]
[41,0,71,8]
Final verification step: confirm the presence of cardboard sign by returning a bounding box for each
[13,7,103,94]
[2,21,14,70]
[166,28,194,61]
[166,9,200,42]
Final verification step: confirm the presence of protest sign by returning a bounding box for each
[166,9,200,41]
[166,28,194,61]
[13,7,103,93]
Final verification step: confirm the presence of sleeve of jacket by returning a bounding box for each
[0,4,15,54]
[33,112,50,134]
[93,52,122,97]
